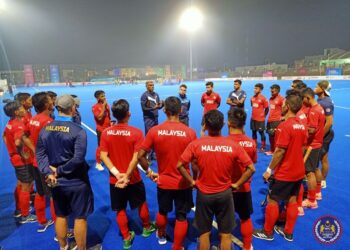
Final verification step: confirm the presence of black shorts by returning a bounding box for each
[157,187,193,220]
[305,148,321,173]
[266,121,282,136]
[33,166,51,196]
[233,191,253,220]
[194,189,235,235]
[52,183,94,219]
[250,119,265,131]
[96,130,101,146]
[179,117,189,126]
[14,165,34,183]
[110,181,146,211]
[269,179,303,201]
[320,129,334,158]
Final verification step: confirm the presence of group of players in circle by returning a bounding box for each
[2,78,334,250]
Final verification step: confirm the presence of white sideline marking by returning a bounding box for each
[82,121,243,248]
[335,105,350,110]
[345,135,350,137]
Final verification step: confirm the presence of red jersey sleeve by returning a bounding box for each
[13,124,25,141]
[307,110,318,129]
[179,142,195,165]
[264,97,269,108]
[235,145,253,167]
[275,124,290,148]
[99,130,109,152]
[140,127,155,152]
[201,94,205,105]
[216,94,221,105]
[92,105,102,118]
[134,130,144,152]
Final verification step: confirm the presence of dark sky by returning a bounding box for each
[1,0,350,70]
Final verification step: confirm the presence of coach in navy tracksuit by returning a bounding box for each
[36,94,93,250]
[140,81,164,134]
[178,84,191,126]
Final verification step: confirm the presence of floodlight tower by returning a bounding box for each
[179,6,203,80]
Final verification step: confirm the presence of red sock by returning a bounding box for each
[14,185,21,210]
[156,212,168,237]
[19,190,30,217]
[297,184,304,206]
[50,198,56,222]
[34,194,47,224]
[316,182,321,194]
[264,203,279,234]
[241,219,253,250]
[116,210,129,240]
[262,140,266,149]
[96,147,101,164]
[269,135,275,152]
[173,220,188,250]
[284,202,298,234]
[138,202,150,229]
[308,189,316,202]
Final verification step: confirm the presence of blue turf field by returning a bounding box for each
[0,80,349,250]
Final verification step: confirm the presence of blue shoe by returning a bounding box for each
[37,219,54,232]
[20,214,37,224]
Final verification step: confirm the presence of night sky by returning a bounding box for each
[1,0,350,70]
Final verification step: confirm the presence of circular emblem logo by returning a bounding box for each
[313,216,342,244]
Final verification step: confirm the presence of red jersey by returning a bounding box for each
[140,121,197,190]
[22,110,32,132]
[180,136,253,194]
[306,104,325,149]
[100,124,144,185]
[268,95,285,122]
[296,109,308,126]
[201,92,221,114]
[228,134,257,192]
[29,113,53,167]
[92,102,111,132]
[3,119,29,167]
[274,117,308,181]
[251,94,268,121]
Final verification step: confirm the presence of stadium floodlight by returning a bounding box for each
[179,7,203,33]
[0,0,7,13]
[179,6,203,80]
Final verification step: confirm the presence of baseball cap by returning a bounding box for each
[317,80,332,96]
[55,94,75,110]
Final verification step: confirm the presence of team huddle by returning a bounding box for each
[2,79,334,250]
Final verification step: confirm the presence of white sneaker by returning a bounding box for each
[95,163,104,171]
[321,180,327,189]
[156,230,167,245]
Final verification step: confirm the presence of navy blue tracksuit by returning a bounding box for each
[140,91,163,134]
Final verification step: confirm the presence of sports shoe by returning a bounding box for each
[14,209,22,218]
[252,229,274,241]
[95,163,104,171]
[156,230,167,245]
[316,192,322,200]
[123,231,135,250]
[37,219,54,232]
[321,180,327,189]
[302,199,318,209]
[20,214,37,224]
[264,151,273,156]
[297,206,304,216]
[142,223,156,237]
[54,228,75,241]
[69,241,78,250]
[274,225,293,242]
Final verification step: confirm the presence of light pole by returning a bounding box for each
[179,6,203,80]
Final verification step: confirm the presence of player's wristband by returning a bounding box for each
[266,167,272,174]
[110,167,120,177]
